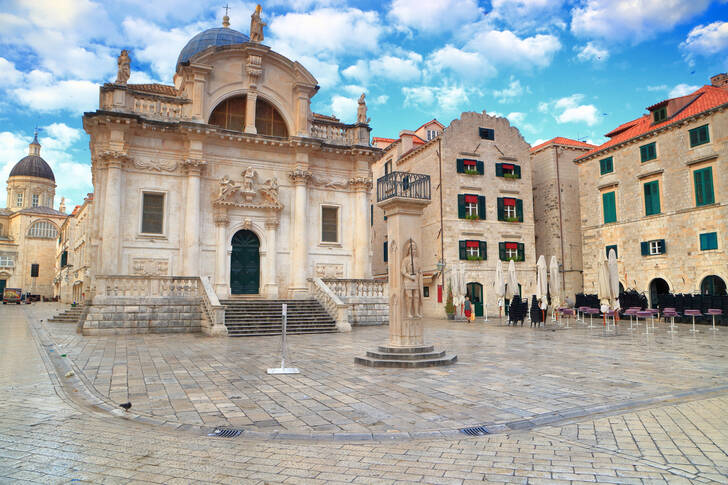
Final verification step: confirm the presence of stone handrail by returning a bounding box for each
[200,276,227,336]
[310,277,351,332]
[132,97,183,120]
[95,275,201,297]
[99,84,187,121]
[321,278,386,298]
[310,120,368,146]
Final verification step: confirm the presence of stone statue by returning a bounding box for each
[401,240,423,318]
[250,4,266,43]
[116,50,130,85]
[217,175,239,200]
[263,177,279,197]
[357,93,370,124]
[242,167,256,192]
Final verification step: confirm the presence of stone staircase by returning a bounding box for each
[220,299,338,337]
[48,305,85,324]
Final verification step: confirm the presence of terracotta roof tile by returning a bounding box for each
[530,137,596,152]
[578,85,728,161]
[127,83,178,96]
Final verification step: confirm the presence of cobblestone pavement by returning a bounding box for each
[0,305,727,483]
[32,303,728,436]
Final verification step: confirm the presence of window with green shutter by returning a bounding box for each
[459,240,487,260]
[602,191,616,224]
[689,124,709,147]
[499,241,524,261]
[459,194,483,220]
[497,198,521,222]
[640,142,656,163]
[606,245,618,259]
[700,232,718,251]
[641,239,666,256]
[643,181,660,216]
[383,241,388,262]
[693,167,715,206]
[458,159,483,175]
[599,157,613,175]
[653,106,667,124]
[60,250,68,268]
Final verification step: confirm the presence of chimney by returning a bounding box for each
[399,130,415,155]
[711,73,728,89]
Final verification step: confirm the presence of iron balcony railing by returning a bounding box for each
[377,171,431,202]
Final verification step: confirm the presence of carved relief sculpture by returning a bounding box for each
[401,239,423,318]
[214,171,282,211]
[116,50,130,85]
[250,4,266,43]
[132,158,178,172]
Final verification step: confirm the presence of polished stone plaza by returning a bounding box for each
[2,304,728,483]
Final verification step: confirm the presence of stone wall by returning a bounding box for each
[82,297,203,335]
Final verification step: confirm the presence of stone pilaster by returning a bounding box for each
[288,167,311,298]
[265,219,279,298]
[182,158,206,276]
[98,151,131,275]
[349,176,373,279]
[214,211,229,296]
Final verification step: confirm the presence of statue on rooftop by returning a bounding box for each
[357,93,370,124]
[116,50,130,85]
[250,4,266,43]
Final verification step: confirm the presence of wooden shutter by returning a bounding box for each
[514,165,521,178]
[644,181,660,215]
[456,159,464,173]
[370,204,373,226]
[30,264,39,277]
[704,168,714,204]
[497,197,504,221]
[658,239,666,254]
[602,192,616,223]
[499,242,506,261]
[690,128,699,146]
[383,241,388,262]
[694,169,705,205]
[457,194,466,218]
[478,195,486,219]
[476,160,484,175]
[495,163,503,177]
[517,243,525,261]
[479,240,487,260]
[516,199,523,222]
[459,240,467,260]
[640,241,649,256]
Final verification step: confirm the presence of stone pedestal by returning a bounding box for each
[356,195,456,367]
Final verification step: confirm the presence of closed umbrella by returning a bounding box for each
[459,262,467,305]
[608,248,620,311]
[598,252,612,325]
[536,255,548,322]
[508,259,519,300]
[549,256,561,320]
[495,260,505,317]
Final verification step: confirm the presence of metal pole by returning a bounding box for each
[267,303,299,374]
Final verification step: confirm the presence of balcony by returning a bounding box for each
[377,171,431,203]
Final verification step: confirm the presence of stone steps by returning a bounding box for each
[355,345,458,368]
[220,299,337,337]
[48,306,85,324]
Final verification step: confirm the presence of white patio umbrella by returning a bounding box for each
[608,248,620,311]
[536,255,549,322]
[495,260,505,317]
[458,262,467,303]
[549,256,561,318]
[507,259,519,301]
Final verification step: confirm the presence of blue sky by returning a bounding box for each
[1,0,727,209]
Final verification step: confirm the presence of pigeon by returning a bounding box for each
[119,402,132,411]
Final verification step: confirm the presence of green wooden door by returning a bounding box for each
[466,282,483,317]
[0,279,6,296]
[230,230,260,295]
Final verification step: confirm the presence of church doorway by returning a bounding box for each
[466,282,483,317]
[648,278,669,308]
[230,230,260,295]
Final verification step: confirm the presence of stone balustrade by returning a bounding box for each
[321,278,386,298]
[316,278,389,327]
[99,84,187,121]
[132,98,183,120]
[310,277,351,332]
[310,120,369,146]
[96,275,201,297]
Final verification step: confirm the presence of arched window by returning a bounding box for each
[208,95,288,137]
[28,220,58,239]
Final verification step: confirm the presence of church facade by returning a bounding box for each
[82,12,378,312]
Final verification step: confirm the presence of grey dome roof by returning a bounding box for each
[177,27,250,66]
[10,155,55,182]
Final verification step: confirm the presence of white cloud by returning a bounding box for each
[269,8,382,58]
[426,45,495,80]
[297,56,340,89]
[490,0,567,32]
[571,0,712,43]
[330,95,358,123]
[493,78,525,102]
[41,123,82,149]
[669,83,700,98]
[576,42,609,62]
[12,78,98,114]
[680,21,728,64]
[372,94,389,105]
[464,30,561,69]
[647,85,668,92]
[388,0,484,33]
[542,94,600,126]
[0,58,23,86]
[506,112,526,124]
[342,84,367,96]
[343,53,423,84]
[402,84,471,113]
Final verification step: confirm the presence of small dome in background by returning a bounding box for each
[177,26,250,67]
[9,134,55,182]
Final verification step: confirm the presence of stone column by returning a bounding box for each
[350,176,373,279]
[244,91,258,134]
[182,159,206,276]
[214,212,229,296]
[265,219,279,298]
[99,153,126,275]
[288,168,311,298]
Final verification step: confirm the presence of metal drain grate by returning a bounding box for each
[209,428,243,438]
[460,426,489,436]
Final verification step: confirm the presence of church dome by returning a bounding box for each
[9,135,55,182]
[177,26,249,67]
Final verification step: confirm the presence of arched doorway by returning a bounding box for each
[230,230,260,295]
[648,278,669,308]
[466,282,483,317]
[701,275,727,296]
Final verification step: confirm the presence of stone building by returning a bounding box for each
[0,134,67,298]
[370,112,536,318]
[574,74,728,305]
[55,194,94,303]
[530,137,595,301]
[79,11,380,334]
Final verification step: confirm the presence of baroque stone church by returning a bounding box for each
[82,7,378,327]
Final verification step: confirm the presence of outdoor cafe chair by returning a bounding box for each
[684,309,702,334]
[624,307,640,331]
[560,308,575,328]
[662,308,679,334]
[707,308,722,332]
[636,310,653,335]
[584,307,600,328]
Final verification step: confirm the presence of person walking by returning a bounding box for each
[464,296,472,323]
